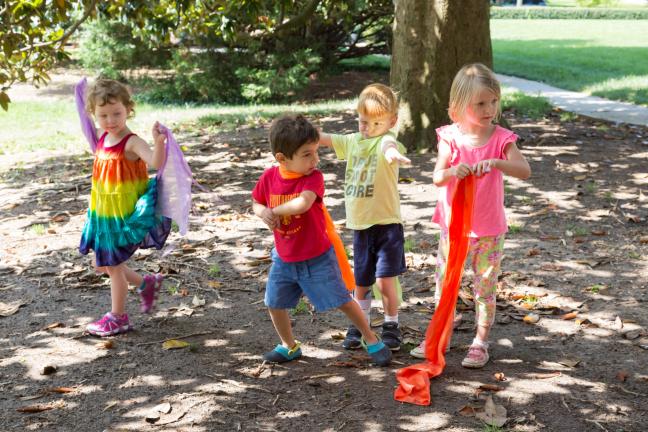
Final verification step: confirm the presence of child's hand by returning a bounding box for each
[384,147,411,165]
[473,159,494,177]
[261,207,278,230]
[451,163,472,179]
[152,121,166,145]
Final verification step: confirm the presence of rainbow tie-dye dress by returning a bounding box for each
[79,132,171,266]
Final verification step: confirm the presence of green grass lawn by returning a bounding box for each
[0,99,354,155]
[491,19,648,105]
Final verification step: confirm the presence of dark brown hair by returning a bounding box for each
[269,114,319,159]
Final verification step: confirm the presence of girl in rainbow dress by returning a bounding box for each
[79,79,172,337]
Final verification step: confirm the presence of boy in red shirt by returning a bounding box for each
[252,114,391,366]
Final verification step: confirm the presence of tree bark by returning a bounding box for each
[390,0,492,150]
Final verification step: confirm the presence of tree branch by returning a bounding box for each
[274,0,321,34]
[17,0,98,53]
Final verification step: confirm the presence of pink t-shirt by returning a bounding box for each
[252,166,331,262]
[432,124,518,237]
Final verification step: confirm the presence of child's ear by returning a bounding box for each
[275,152,287,163]
[390,115,398,128]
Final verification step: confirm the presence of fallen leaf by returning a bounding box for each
[590,229,606,236]
[560,311,578,320]
[573,175,587,181]
[493,372,507,382]
[192,295,206,307]
[331,333,345,341]
[96,340,114,350]
[370,317,384,328]
[526,248,541,257]
[615,316,624,330]
[640,235,648,244]
[475,395,507,427]
[46,387,75,394]
[145,411,160,423]
[17,400,65,413]
[162,339,190,350]
[0,299,28,316]
[42,322,65,331]
[558,358,580,368]
[41,365,57,375]
[153,402,172,414]
[207,281,222,289]
[616,370,629,382]
[523,313,540,324]
[510,293,526,301]
[458,405,480,417]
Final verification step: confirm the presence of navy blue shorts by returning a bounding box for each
[353,223,406,287]
[265,247,352,312]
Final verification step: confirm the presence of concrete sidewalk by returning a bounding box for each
[497,74,648,127]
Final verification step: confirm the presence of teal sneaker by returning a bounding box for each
[263,342,302,363]
[362,338,392,366]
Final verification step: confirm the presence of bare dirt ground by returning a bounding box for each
[1,72,648,431]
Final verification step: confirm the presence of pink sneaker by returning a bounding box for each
[86,312,132,337]
[461,343,489,368]
[139,274,163,314]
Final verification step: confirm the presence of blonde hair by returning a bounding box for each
[86,79,135,117]
[357,83,398,117]
[448,63,501,123]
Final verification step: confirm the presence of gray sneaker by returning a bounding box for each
[381,322,402,351]
[342,325,362,350]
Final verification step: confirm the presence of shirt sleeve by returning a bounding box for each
[497,127,519,160]
[330,133,358,160]
[301,170,325,200]
[380,134,407,155]
[251,172,267,205]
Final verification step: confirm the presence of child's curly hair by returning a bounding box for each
[85,79,135,117]
[357,83,398,118]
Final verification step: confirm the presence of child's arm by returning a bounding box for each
[271,191,317,216]
[432,143,471,186]
[125,122,167,169]
[252,199,278,230]
[473,142,531,179]
[381,137,411,165]
[318,130,333,148]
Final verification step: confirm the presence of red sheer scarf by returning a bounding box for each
[394,176,475,405]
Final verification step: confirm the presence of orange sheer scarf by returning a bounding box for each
[394,176,475,405]
[278,166,355,291]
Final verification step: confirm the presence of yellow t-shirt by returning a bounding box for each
[331,132,406,230]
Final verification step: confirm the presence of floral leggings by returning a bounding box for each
[434,232,505,328]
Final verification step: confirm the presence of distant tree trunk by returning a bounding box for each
[390,0,492,150]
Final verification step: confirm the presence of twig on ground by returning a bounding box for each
[585,419,608,432]
[560,396,570,412]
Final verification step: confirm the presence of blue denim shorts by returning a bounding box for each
[353,223,406,287]
[265,247,352,312]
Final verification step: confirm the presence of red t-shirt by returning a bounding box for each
[252,166,331,262]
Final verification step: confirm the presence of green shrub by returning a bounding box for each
[78,19,168,79]
[490,6,648,19]
[135,50,244,105]
[236,49,322,103]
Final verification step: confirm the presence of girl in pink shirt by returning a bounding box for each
[410,63,531,368]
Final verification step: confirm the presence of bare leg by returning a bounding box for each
[476,325,490,342]
[105,264,129,315]
[121,264,143,287]
[267,308,297,348]
[339,300,378,344]
[376,276,399,316]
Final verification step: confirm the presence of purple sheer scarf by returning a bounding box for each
[74,78,98,154]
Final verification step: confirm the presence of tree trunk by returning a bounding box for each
[390,0,492,151]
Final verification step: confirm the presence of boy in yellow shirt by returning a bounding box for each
[319,84,410,351]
